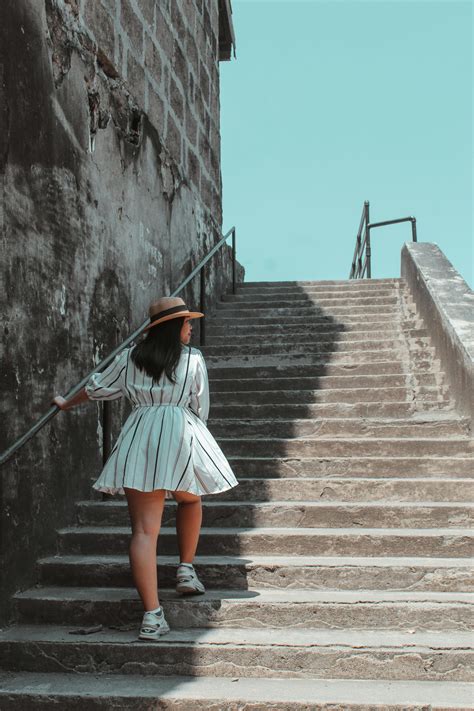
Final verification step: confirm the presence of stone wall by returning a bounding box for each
[0,0,243,623]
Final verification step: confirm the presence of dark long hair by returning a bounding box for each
[131,316,186,384]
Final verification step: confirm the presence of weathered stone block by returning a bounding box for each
[185,104,197,145]
[209,122,220,157]
[186,28,199,76]
[170,1,186,41]
[83,0,115,60]
[199,129,211,173]
[126,51,145,107]
[136,0,156,28]
[202,2,213,41]
[210,0,219,30]
[165,112,182,165]
[210,146,219,181]
[212,184,222,223]
[199,58,210,104]
[180,0,197,30]
[210,85,219,120]
[147,85,166,137]
[187,146,200,188]
[155,5,174,57]
[120,0,144,57]
[194,90,206,126]
[188,69,196,104]
[144,36,162,85]
[173,39,188,88]
[169,75,184,121]
[201,173,212,210]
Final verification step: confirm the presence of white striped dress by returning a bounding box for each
[85,345,239,499]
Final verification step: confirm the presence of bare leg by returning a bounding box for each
[172,491,202,563]
[124,487,166,611]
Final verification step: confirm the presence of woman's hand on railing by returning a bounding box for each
[51,388,90,411]
[52,396,70,410]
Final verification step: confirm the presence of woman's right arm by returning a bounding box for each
[52,349,128,411]
[52,388,89,410]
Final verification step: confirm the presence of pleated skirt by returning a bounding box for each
[92,404,239,498]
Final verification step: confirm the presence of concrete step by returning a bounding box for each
[209,304,415,318]
[215,296,406,310]
[76,500,474,529]
[202,337,433,357]
[216,437,472,458]
[38,553,474,592]
[207,321,426,338]
[0,625,472,681]
[209,372,441,392]
[206,361,436,379]
[206,328,430,345]
[209,417,468,439]
[88,476,474,503]
[57,526,474,558]
[205,349,437,370]
[209,313,414,328]
[205,476,474,503]
[211,386,449,406]
[226,455,473,478]
[237,278,404,288]
[14,586,474,632]
[1,673,472,710]
[206,324,429,345]
[210,401,454,420]
[222,287,404,301]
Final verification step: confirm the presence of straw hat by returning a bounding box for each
[143,296,204,332]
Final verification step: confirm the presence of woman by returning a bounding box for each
[53,296,239,641]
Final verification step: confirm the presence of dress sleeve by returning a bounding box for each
[85,349,129,401]
[189,351,210,425]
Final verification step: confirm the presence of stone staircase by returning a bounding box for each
[1,278,473,709]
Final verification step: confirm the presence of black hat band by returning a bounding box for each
[149,304,188,324]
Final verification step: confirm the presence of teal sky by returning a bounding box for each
[220,0,473,286]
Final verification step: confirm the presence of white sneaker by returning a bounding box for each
[176,563,205,595]
[138,608,170,640]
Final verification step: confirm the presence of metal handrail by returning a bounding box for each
[349,201,417,279]
[0,226,237,467]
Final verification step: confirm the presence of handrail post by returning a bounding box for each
[365,202,371,279]
[354,234,361,278]
[200,264,206,346]
[232,227,236,295]
[349,202,419,279]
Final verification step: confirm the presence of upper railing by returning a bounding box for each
[349,201,417,279]
[0,227,237,467]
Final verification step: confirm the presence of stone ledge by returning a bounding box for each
[0,672,472,709]
[401,243,474,418]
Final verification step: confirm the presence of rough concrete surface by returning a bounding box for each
[402,242,474,418]
[37,552,474,592]
[0,673,473,710]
